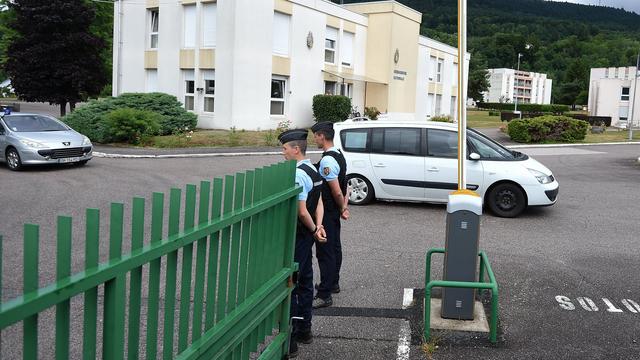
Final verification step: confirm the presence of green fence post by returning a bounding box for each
[146,192,164,360]
[103,203,125,360]
[227,173,245,315]
[178,184,197,353]
[163,188,182,360]
[55,216,72,360]
[239,171,254,360]
[204,178,223,330]
[23,224,39,360]
[215,175,235,327]
[128,197,145,360]
[83,209,100,360]
[191,180,211,342]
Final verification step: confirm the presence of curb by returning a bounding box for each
[93,142,640,159]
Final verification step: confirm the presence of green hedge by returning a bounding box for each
[507,116,589,143]
[478,102,569,114]
[106,108,161,144]
[62,93,197,143]
[312,95,351,123]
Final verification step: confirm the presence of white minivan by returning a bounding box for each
[334,120,559,217]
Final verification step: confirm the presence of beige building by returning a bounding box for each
[588,66,639,128]
[114,0,469,129]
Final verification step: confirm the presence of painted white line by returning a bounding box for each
[402,288,414,309]
[396,319,411,360]
[507,141,640,149]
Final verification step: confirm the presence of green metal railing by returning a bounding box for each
[424,248,499,343]
[0,161,300,360]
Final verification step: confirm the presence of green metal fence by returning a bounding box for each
[0,161,300,360]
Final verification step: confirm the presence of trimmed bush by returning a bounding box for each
[62,92,197,143]
[106,108,161,144]
[312,95,351,123]
[364,106,381,120]
[507,116,589,143]
[478,102,569,114]
[430,115,452,123]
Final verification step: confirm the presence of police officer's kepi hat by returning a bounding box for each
[278,129,308,144]
[311,121,334,135]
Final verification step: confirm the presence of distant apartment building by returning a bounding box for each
[483,68,552,105]
[113,0,469,130]
[588,66,639,128]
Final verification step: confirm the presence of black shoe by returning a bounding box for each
[295,330,313,344]
[312,296,333,309]
[287,339,298,358]
[315,283,341,294]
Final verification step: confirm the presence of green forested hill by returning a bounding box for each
[340,0,640,105]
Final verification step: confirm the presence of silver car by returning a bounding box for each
[0,113,93,171]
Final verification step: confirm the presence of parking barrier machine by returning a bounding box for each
[441,190,482,320]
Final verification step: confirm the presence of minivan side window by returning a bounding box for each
[379,128,421,156]
[427,129,457,158]
[340,129,369,153]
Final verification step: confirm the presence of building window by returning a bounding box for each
[341,31,354,67]
[436,59,444,83]
[184,70,195,111]
[453,62,458,85]
[426,93,434,117]
[203,70,215,113]
[435,94,442,115]
[273,12,290,56]
[324,81,336,95]
[428,56,437,81]
[271,77,286,115]
[149,9,159,49]
[202,3,217,47]
[621,87,630,101]
[619,106,629,121]
[146,70,158,92]
[339,83,353,98]
[450,96,457,121]
[183,5,196,48]
[325,27,338,64]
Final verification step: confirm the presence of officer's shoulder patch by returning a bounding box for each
[323,167,331,176]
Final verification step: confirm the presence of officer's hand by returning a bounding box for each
[314,226,327,243]
[341,208,350,220]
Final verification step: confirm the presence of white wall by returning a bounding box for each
[589,67,639,127]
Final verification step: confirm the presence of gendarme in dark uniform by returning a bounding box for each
[278,128,325,358]
[311,121,349,308]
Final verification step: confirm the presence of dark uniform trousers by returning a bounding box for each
[316,209,341,300]
[291,228,314,335]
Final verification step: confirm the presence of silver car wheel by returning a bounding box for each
[347,175,374,205]
[6,149,22,171]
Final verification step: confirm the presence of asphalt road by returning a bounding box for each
[1,144,639,359]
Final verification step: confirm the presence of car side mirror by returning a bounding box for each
[469,152,481,160]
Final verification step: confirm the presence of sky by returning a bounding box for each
[548,0,640,14]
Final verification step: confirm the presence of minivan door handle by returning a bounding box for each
[427,167,439,172]
[373,163,386,168]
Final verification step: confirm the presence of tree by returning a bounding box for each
[468,53,489,102]
[4,0,108,116]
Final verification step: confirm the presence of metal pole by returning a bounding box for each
[457,0,467,190]
[514,53,521,119]
[629,52,639,140]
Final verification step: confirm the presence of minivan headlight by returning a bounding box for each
[528,168,553,184]
[20,139,47,148]
[82,136,92,146]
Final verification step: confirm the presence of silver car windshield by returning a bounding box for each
[3,115,69,132]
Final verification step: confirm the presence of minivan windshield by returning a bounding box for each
[468,129,527,160]
[3,115,69,132]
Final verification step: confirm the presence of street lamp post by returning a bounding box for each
[514,53,523,119]
[629,52,639,141]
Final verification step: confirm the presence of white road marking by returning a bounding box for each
[521,148,605,156]
[396,319,411,360]
[602,298,623,313]
[556,295,640,314]
[402,288,414,309]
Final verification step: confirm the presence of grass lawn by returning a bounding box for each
[467,110,503,128]
[583,129,640,143]
[145,129,315,148]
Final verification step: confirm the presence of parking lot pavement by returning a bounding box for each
[1,144,640,359]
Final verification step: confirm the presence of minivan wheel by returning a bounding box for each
[6,148,23,171]
[487,183,526,218]
[347,174,374,205]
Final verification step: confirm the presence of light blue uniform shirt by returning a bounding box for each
[318,147,341,181]
[295,159,316,201]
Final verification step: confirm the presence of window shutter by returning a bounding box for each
[272,12,290,56]
[183,5,196,48]
[202,4,217,47]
